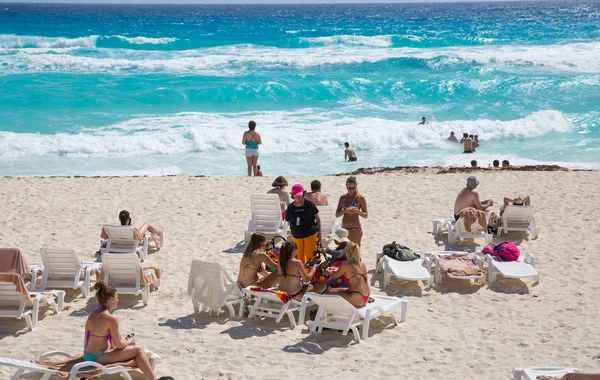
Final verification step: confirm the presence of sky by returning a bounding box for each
[1,0,537,3]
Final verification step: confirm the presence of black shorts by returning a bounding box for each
[454,214,460,221]
[349,157,357,162]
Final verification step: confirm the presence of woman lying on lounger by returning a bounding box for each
[237,233,279,289]
[277,240,327,301]
[325,242,371,307]
[84,282,168,380]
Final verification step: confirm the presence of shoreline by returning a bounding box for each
[0,164,591,180]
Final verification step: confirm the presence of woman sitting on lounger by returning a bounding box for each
[84,282,163,380]
[277,240,326,301]
[237,233,279,289]
[326,242,370,307]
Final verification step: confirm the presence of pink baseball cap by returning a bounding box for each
[291,184,304,197]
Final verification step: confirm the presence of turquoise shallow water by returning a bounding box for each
[0,1,599,176]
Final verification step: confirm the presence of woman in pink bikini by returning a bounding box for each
[335,176,368,246]
[84,282,169,380]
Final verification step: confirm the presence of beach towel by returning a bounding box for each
[0,248,31,278]
[0,272,56,306]
[36,352,151,379]
[248,286,292,303]
[459,207,487,232]
[304,257,350,287]
[437,253,486,283]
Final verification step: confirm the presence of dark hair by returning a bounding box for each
[463,133,468,138]
[470,160,477,167]
[422,116,426,120]
[310,180,321,192]
[244,233,266,258]
[118,210,130,226]
[474,135,479,138]
[94,282,117,307]
[493,160,500,167]
[344,142,349,148]
[271,176,288,188]
[469,134,474,139]
[248,120,256,131]
[257,165,261,170]
[502,160,510,167]
[450,131,455,135]
[279,240,297,277]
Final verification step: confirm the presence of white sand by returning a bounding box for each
[0,170,599,379]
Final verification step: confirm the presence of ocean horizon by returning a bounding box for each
[1,1,598,177]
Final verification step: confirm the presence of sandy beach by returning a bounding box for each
[1,169,599,380]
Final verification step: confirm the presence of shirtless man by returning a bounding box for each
[101,210,164,249]
[447,131,458,142]
[453,176,494,221]
[267,176,292,218]
[460,133,475,153]
[304,180,329,206]
[418,117,429,125]
[473,135,480,148]
[344,142,357,162]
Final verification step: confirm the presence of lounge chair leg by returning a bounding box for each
[361,310,372,340]
[25,314,33,331]
[237,300,244,319]
[286,311,296,329]
[513,368,523,380]
[226,303,235,319]
[400,301,408,323]
[352,326,360,343]
[142,286,149,305]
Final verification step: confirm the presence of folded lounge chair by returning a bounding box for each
[100,253,160,305]
[485,253,539,284]
[188,260,244,319]
[376,255,433,289]
[30,248,101,298]
[0,350,161,380]
[244,194,288,243]
[316,205,340,244]
[497,205,538,239]
[0,273,65,331]
[102,224,150,262]
[305,293,408,342]
[513,367,581,380]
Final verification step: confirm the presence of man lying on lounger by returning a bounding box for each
[453,176,494,221]
[101,210,164,250]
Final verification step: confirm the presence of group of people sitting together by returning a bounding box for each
[239,175,370,307]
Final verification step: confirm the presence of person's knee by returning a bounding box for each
[133,345,145,355]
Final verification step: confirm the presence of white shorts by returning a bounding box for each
[245,149,259,158]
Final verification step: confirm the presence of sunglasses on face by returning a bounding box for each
[347,186,356,190]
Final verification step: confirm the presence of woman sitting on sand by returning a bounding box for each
[237,233,279,289]
[278,240,326,301]
[267,176,292,220]
[326,242,370,308]
[84,282,168,380]
[335,176,368,246]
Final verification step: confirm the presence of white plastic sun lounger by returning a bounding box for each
[30,248,101,298]
[244,287,305,329]
[102,224,150,262]
[513,367,580,380]
[0,276,65,331]
[485,253,539,284]
[0,350,161,380]
[244,194,288,243]
[188,260,244,319]
[101,253,158,305]
[430,251,486,285]
[445,214,493,245]
[497,206,539,239]
[376,255,432,289]
[316,205,339,244]
[305,293,408,342]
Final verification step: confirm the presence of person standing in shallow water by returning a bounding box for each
[242,120,262,176]
[344,142,357,162]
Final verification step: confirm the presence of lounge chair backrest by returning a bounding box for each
[40,248,82,282]
[188,260,241,312]
[504,206,535,224]
[0,282,27,311]
[101,253,141,289]
[250,194,283,231]
[316,205,337,236]
[103,225,140,253]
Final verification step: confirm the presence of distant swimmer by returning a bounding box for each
[418,116,429,125]
[447,131,458,143]
[344,142,357,162]
[460,133,475,153]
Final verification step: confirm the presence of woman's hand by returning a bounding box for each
[126,336,136,345]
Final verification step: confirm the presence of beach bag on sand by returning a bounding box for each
[382,242,420,261]
[482,241,520,262]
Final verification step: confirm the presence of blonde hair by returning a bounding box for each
[345,242,362,269]
[346,176,362,199]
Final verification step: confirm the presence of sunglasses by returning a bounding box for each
[347,186,357,190]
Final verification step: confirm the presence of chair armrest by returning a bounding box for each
[39,350,73,360]
[526,253,535,268]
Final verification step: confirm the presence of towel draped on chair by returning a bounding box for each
[436,254,486,283]
[248,286,292,303]
[35,352,151,379]
[0,248,31,278]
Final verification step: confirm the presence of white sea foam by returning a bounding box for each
[114,35,178,45]
[0,110,572,160]
[1,40,598,74]
[0,34,99,49]
[302,34,394,47]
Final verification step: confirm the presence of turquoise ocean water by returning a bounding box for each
[0,1,598,176]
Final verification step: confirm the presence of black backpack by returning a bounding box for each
[382,241,420,261]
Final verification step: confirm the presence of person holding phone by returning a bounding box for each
[285,184,321,265]
[101,210,164,249]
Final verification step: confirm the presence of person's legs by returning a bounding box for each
[251,155,259,177]
[348,228,363,247]
[98,345,157,380]
[291,236,305,264]
[523,196,531,206]
[303,233,318,264]
[245,156,253,176]
[137,222,164,248]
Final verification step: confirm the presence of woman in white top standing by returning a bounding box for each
[242,120,262,176]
